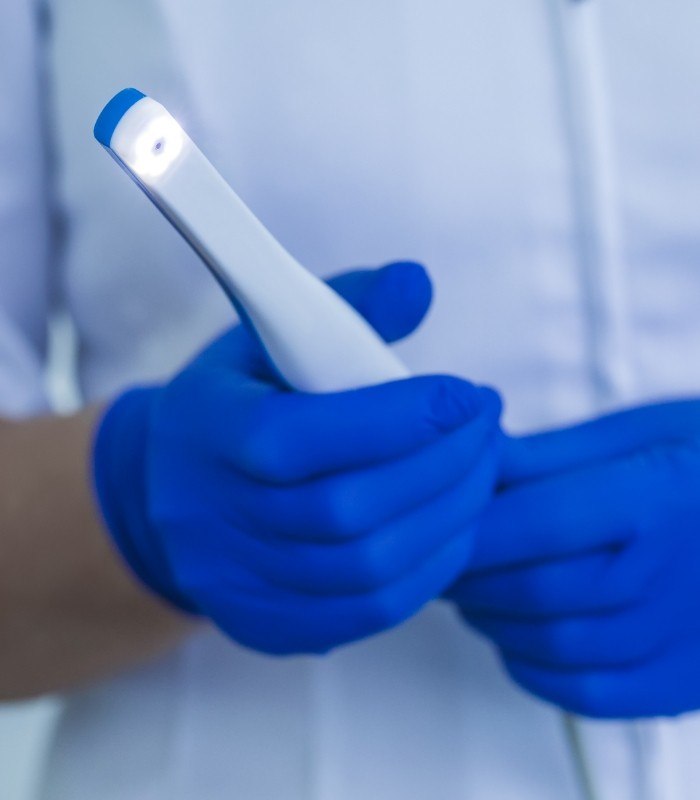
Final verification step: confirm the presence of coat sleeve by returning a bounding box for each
[0,0,53,417]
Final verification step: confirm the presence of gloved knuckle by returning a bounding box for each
[240,435,286,482]
[236,406,296,483]
[363,589,404,633]
[316,482,368,538]
[346,542,390,590]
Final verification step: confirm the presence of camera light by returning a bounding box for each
[129,114,185,179]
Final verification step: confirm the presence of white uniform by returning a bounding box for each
[2,0,700,797]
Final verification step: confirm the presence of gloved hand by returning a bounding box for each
[449,399,700,718]
[94,261,503,655]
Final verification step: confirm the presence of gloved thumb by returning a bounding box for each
[198,260,432,378]
[327,261,433,343]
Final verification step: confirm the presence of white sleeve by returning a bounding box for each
[0,0,52,417]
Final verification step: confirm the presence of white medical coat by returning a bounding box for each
[2,0,700,797]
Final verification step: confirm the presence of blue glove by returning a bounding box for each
[449,399,700,718]
[94,261,503,655]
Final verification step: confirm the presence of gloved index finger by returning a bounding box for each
[218,375,502,484]
[469,454,654,573]
[501,398,700,487]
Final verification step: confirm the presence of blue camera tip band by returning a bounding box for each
[94,88,146,147]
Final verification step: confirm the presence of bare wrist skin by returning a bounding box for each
[0,406,193,701]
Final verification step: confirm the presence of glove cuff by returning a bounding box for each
[92,387,198,614]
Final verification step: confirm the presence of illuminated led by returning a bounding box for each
[130,114,185,179]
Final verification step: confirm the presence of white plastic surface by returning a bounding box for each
[108,97,410,393]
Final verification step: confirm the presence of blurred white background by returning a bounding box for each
[0,701,59,800]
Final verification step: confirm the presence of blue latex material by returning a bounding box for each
[93,262,503,655]
[94,88,145,147]
[449,399,700,718]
